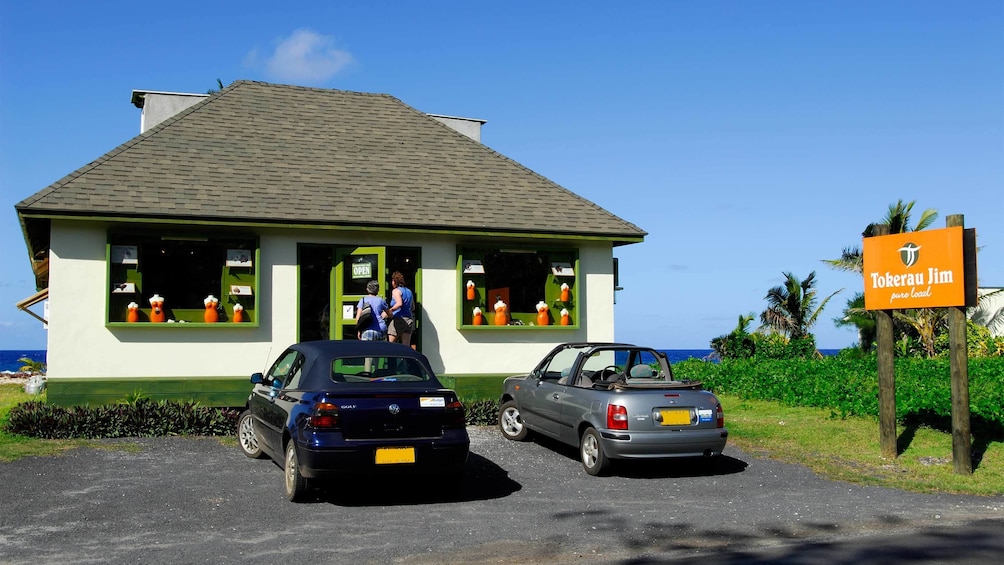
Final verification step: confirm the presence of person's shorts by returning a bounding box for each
[388,317,414,337]
[360,329,386,341]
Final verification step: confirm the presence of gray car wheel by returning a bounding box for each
[499,400,529,441]
[284,442,309,502]
[237,409,265,459]
[580,427,610,476]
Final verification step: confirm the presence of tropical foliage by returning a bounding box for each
[17,357,45,374]
[760,271,841,340]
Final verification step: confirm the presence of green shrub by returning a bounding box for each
[4,397,239,439]
[674,356,1004,434]
[464,398,500,426]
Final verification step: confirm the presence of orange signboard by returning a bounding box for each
[862,226,966,310]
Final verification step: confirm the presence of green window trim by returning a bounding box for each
[105,233,260,327]
[456,246,579,329]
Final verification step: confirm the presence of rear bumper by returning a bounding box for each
[598,427,729,459]
[295,431,470,479]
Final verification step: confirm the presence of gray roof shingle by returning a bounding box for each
[17,81,646,242]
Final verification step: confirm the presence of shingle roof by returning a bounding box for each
[16,81,645,242]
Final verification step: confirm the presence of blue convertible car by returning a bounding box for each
[238,340,470,501]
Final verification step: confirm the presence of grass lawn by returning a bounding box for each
[720,394,1004,496]
[1,384,1000,495]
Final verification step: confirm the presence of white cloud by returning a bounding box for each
[257,29,354,84]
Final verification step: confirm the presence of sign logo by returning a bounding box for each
[388,403,400,415]
[898,242,921,267]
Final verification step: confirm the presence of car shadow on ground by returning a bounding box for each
[312,452,522,506]
[529,434,749,478]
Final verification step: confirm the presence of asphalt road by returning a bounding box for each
[1,427,1001,564]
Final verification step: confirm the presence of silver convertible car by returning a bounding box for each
[498,343,728,475]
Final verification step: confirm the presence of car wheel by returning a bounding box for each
[237,409,265,459]
[499,400,529,441]
[580,427,610,476]
[284,442,309,502]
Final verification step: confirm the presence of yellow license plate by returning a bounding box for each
[375,447,416,464]
[659,408,691,426]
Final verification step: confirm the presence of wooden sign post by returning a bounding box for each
[862,215,977,474]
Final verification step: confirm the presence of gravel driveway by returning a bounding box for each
[1,427,1001,564]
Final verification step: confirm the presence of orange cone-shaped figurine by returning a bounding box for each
[127,302,140,323]
[536,301,550,326]
[232,303,244,323]
[493,299,508,326]
[560,308,570,326]
[466,280,476,301]
[472,306,484,326]
[149,294,166,323]
[560,282,570,303]
[204,295,219,323]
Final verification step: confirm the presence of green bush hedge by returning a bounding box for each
[5,397,239,439]
[4,395,500,439]
[674,356,1004,432]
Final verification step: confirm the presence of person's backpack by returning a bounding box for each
[357,299,373,328]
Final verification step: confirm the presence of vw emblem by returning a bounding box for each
[388,403,401,415]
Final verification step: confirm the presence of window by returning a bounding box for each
[458,246,577,328]
[331,356,433,383]
[107,233,258,324]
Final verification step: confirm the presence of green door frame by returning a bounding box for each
[332,246,386,340]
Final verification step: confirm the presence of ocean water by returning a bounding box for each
[0,350,46,373]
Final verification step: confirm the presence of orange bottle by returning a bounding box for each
[560,282,570,303]
[127,302,139,323]
[472,307,483,326]
[232,303,244,323]
[493,299,507,326]
[204,295,219,323]
[149,294,166,323]
[466,280,476,301]
[560,308,570,326]
[536,301,550,326]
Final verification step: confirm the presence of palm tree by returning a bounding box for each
[17,357,46,374]
[824,200,938,350]
[969,288,1004,337]
[823,199,938,274]
[710,313,756,359]
[834,292,876,352]
[761,271,841,340]
[894,308,948,358]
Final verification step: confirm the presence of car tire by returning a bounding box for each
[499,400,529,441]
[237,409,266,459]
[580,427,610,476]
[284,442,309,502]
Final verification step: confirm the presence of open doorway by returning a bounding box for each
[297,244,420,348]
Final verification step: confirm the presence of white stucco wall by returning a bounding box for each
[44,221,618,378]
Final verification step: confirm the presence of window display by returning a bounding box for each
[458,247,577,328]
[107,233,258,325]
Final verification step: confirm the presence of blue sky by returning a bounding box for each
[1,1,1001,350]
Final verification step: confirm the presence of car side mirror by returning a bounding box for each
[250,372,264,384]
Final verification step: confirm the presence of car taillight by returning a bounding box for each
[307,402,340,430]
[716,403,724,428]
[445,399,466,428]
[607,404,628,430]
